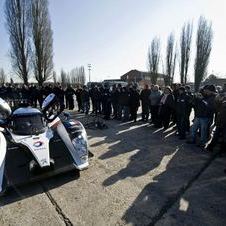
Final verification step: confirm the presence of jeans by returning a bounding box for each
[141,103,150,121]
[83,101,90,115]
[177,115,186,138]
[122,106,130,121]
[191,117,210,145]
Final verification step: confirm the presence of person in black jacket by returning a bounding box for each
[206,96,226,152]
[111,84,119,119]
[75,86,82,112]
[92,86,101,115]
[30,85,39,107]
[81,86,90,114]
[120,87,130,122]
[185,85,193,132]
[65,85,76,110]
[175,87,191,139]
[89,84,96,113]
[53,84,65,108]
[188,87,215,147]
[158,86,174,129]
[129,86,140,122]
[102,85,112,120]
[140,84,151,122]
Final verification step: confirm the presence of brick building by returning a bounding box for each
[120,69,165,86]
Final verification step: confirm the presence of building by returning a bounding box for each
[203,74,226,87]
[120,69,165,86]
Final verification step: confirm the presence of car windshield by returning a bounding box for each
[12,114,45,135]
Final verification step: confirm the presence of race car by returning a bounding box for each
[0,93,89,195]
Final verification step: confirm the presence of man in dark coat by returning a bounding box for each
[111,84,119,119]
[140,84,151,122]
[175,87,191,139]
[206,96,226,152]
[75,86,82,112]
[102,85,112,120]
[129,86,140,122]
[81,86,90,114]
[53,84,65,108]
[189,87,216,147]
[120,87,130,122]
[65,85,76,110]
[158,87,174,129]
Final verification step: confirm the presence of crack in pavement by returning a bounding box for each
[41,183,74,226]
[148,152,218,226]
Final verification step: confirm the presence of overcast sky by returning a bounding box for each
[0,0,225,83]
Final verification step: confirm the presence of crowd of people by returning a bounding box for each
[0,82,226,153]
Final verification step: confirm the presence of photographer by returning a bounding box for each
[206,95,226,153]
[188,86,216,148]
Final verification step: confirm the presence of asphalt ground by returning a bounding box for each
[0,113,225,226]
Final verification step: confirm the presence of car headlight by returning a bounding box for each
[72,132,88,157]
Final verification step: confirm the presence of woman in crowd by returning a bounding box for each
[149,85,162,126]
[157,86,174,129]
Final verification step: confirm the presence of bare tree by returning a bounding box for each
[165,32,177,86]
[172,49,177,84]
[194,16,213,91]
[31,0,53,86]
[60,69,67,87]
[10,77,14,84]
[79,66,86,85]
[70,66,86,85]
[148,37,161,84]
[52,70,57,84]
[179,22,193,84]
[5,0,31,85]
[0,68,6,85]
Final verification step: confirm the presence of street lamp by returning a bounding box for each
[88,64,91,83]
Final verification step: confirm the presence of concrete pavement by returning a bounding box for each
[0,115,225,226]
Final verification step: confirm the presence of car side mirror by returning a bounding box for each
[42,93,64,122]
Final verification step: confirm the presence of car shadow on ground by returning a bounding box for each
[0,170,80,207]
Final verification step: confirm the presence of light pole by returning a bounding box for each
[88,64,91,83]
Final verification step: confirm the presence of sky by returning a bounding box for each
[0,0,226,83]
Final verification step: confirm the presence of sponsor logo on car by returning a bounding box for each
[33,141,43,148]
